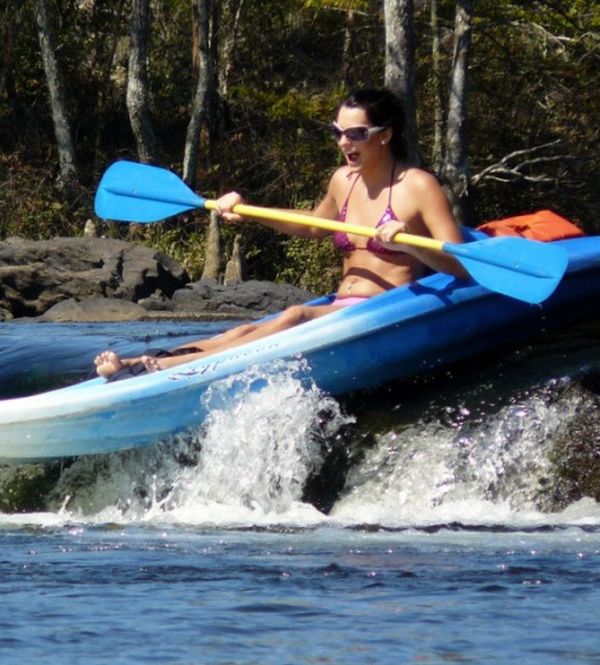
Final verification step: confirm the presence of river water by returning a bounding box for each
[1,319,599,664]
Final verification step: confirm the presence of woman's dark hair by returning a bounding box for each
[341,88,408,161]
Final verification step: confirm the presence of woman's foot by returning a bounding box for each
[140,349,210,373]
[141,353,197,373]
[142,355,163,373]
[94,351,124,378]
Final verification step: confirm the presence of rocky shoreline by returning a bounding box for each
[0,236,316,322]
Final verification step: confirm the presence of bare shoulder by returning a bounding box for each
[401,167,444,194]
[312,166,352,221]
[398,166,460,240]
[328,165,354,189]
[324,166,355,202]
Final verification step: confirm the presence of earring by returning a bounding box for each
[381,140,386,145]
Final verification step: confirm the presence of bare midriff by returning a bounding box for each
[336,250,426,298]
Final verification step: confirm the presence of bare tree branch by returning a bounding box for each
[512,20,572,56]
[470,139,582,186]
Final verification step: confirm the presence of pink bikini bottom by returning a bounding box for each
[330,296,369,307]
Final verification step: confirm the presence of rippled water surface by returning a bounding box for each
[1,320,600,664]
[2,524,600,664]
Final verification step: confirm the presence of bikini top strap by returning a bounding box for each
[386,163,396,208]
[340,172,361,216]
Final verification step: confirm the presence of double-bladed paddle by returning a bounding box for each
[94,160,569,304]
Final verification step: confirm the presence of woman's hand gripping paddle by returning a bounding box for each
[95,160,569,304]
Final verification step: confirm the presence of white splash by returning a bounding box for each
[331,377,600,528]
[3,367,600,532]
[44,360,351,527]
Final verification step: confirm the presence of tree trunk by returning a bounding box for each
[31,0,78,185]
[219,0,245,97]
[207,0,227,140]
[430,0,444,174]
[383,0,420,164]
[341,9,355,86]
[93,0,127,166]
[126,0,158,164]
[224,234,244,285]
[183,0,211,186]
[442,0,472,225]
[201,211,223,281]
[0,1,24,102]
[191,0,200,78]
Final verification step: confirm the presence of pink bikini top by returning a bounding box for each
[333,167,401,256]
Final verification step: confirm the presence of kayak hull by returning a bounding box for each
[1,235,599,462]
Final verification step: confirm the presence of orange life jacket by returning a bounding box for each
[476,209,584,242]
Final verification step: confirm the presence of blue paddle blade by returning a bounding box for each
[447,236,569,304]
[94,161,207,222]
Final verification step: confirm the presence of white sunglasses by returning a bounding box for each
[331,121,387,143]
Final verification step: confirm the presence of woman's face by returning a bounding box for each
[334,105,391,170]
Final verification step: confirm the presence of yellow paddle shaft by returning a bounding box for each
[203,200,445,253]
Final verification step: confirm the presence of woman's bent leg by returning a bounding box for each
[97,304,341,377]
[146,304,340,372]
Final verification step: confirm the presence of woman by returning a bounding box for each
[95,88,466,378]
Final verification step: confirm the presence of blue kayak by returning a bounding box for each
[1,233,599,462]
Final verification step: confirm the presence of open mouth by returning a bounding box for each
[345,151,360,165]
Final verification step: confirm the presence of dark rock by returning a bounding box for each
[0,462,64,513]
[137,291,170,311]
[0,237,189,318]
[171,279,316,317]
[550,370,600,508]
[0,236,318,322]
[41,297,147,322]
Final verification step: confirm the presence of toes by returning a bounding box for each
[94,350,122,377]
[141,355,161,373]
[95,350,117,365]
[94,351,108,366]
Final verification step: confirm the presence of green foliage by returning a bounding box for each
[0,153,90,239]
[302,0,371,10]
[137,218,208,281]
[278,235,341,293]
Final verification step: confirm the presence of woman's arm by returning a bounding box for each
[376,170,468,279]
[214,172,343,239]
